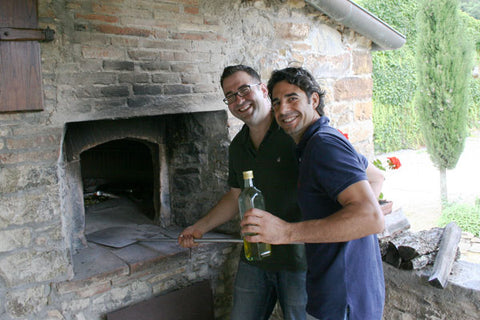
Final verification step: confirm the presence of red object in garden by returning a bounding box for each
[387,157,402,170]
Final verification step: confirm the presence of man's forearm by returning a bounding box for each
[287,203,384,244]
[286,181,384,243]
[193,188,241,234]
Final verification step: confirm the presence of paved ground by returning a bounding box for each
[378,130,480,263]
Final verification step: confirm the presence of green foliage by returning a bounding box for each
[373,102,423,153]
[372,159,386,171]
[469,78,480,128]
[358,0,417,40]
[461,10,480,51]
[415,0,474,170]
[358,0,480,152]
[372,51,417,107]
[458,11,480,129]
[359,0,418,107]
[360,0,421,151]
[438,199,480,236]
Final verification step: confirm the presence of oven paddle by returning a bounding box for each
[137,237,243,243]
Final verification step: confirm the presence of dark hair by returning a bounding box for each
[220,65,261,89]
[267,67,326,116]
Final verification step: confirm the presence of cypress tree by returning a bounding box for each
[415,0,473,204]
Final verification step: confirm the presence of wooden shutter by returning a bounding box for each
[0,0,43,112]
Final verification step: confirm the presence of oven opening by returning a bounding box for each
[81,138,157,235]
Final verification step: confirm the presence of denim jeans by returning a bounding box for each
[230,260,307,320]
[305,306,349,320]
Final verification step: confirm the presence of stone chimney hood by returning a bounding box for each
[306,0,406,51]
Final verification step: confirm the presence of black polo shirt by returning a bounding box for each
[228,119,307,272]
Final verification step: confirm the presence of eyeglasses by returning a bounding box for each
[223,83,261,105]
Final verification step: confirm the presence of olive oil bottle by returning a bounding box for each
[238,170,271,261]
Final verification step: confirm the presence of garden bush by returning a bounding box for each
[438,199,480,236]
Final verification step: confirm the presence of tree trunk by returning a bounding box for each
[440,166,448,206]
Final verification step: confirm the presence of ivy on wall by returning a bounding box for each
[358,0,480,154]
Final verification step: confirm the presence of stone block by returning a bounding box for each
[354,101,373,121]
[34,224,64,247]
[60,297,91,316]
[81,46,124,60]
[119,72,150,83]
[128,49,172,61]
[274,22,309,41]
[94,24,154,38]
[164,84,192,95]
[0,126,10,136]
[132,85,163,95]
[0,250,70,286]
[193,83,217,93]
[5,285,48,318]
[0,164,57,194]
[57,72,117,86]
[0,150,59,165]
[6,134,61,150]
[46,309,65,320]
[102,60,134,71]
[0,228,31,252]
[334,77,373,101]
[310,24,344,55]
[140,61,171,72]
[69,244,129,284]
[0,186,61,228]
[91,280,152,314]
[352,51,372,75]
[101,85,130,98]
[126,95,151,108]
[152,72,181,83]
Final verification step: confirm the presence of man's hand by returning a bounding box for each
[178,226,203,248]
[240,208,291,244]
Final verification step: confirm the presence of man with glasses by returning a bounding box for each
[178,65,308,320]
[240,67,385,320]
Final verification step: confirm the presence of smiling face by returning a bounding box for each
[271,80,320,143]
[222,71,271,127]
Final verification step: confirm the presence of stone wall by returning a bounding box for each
[383,261,480,320]
[0,0,377,319]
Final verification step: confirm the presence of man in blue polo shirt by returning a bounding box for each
[241,67,385,320]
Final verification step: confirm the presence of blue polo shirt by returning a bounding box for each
[296,117,385,320]
[228,118,307,272]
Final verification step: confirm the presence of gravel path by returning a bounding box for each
[379,130,480,232]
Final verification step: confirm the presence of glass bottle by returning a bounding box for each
[238,170,271,261]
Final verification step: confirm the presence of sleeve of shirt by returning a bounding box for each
[360,153,368,169]
[308,132,368,201]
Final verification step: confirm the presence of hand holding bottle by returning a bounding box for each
[238,170,271,260]
[240,208,291,245]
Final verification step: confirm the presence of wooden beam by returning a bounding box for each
[428,222,462,289]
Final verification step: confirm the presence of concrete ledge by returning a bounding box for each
[383,261,480,319]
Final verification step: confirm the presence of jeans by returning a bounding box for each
[230,260,307,320]
[306,306,349,320]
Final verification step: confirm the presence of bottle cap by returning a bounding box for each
[242,170,253,179]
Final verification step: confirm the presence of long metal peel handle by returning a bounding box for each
[137,237,243,243]
[195,238,243,243]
